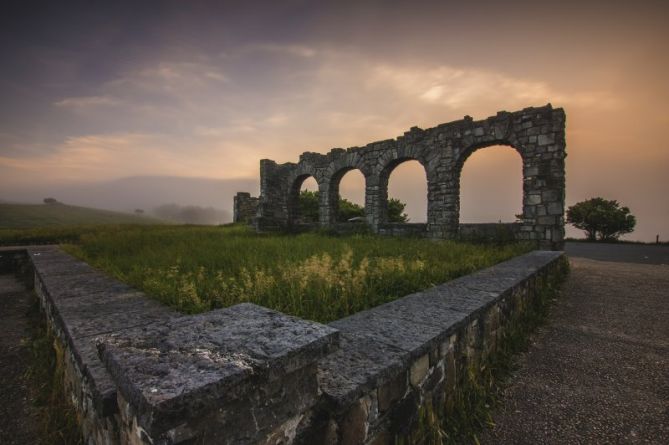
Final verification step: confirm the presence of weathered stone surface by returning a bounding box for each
[97,303,339,437]
[26,247,184,426]
[377,372,407,413]
[36,271,135,301]
[242,104,566,249]
[329,304,465,359]
[316,250,565,443]
[56,291,176,339]
[8,243,566,444]
[340,397,371,445]
[234,192,259,223]
[409,354,429,387]
[318,331,408,408]
[69,336,121,415]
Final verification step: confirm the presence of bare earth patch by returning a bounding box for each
[481,258,669,444]
[0,274,40,444]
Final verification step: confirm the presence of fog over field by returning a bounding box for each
[2,176,258,223]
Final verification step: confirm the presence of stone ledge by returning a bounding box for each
[96,302,339,438]
[319,250,563,410]
[27,246,180,416]
[7,243,565,444]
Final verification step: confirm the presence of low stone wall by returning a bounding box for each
[377,223,428,237]
[1,245,565,444]
[307,250,566,444]
[2,245,180,444]
[459,223,521,242]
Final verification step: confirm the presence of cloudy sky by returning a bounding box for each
[1,0,667,239]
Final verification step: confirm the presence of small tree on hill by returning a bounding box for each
[566,197,636,241]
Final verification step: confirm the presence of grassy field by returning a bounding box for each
[51,225,533,323]
[0,203,162,229]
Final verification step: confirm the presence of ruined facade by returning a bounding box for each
[242,104,566,249]
[233,192,259,223]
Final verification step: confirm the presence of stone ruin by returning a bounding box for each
[237,103,565,249]
[233,192,259,224]
[2,245,566,444]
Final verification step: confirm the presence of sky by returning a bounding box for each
[1,0,667,240]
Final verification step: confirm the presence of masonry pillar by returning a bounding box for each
[365,173,385,232]
[255,159,289,231]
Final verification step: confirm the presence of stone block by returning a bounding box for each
[341,397,371,445]
[377,372,407,413]
[409,354,430,387]
[548,201,563,215]
[318,332,407,408]
[97,303,339,441]
[526,194,542,205]
[537,216,556,225]
[538,134,555,146]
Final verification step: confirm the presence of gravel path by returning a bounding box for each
[480,257,669,444]
[0,274,40,445]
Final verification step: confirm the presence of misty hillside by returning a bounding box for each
[0,203,163,228]
[0,175,259,223]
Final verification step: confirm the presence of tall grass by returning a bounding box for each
[64,225,532,323]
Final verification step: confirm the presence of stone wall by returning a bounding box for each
[244,104,566,249]
[304,251,566,444]
[1,245,565,444]
[459,223,521,242]
[233,192,259,224]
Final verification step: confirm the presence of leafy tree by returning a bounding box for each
[298,190,320,223]
[566,197,636,241]
[387,198,409,223]
[298,190,409,223]
[337,197,365,222]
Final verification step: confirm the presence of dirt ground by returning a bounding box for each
[480,257,669,444]
[0,274,40,444]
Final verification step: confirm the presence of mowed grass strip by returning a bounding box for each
[61,225,532,323]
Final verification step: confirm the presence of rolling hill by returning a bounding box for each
[0,203,164,228]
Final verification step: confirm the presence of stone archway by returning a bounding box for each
[287,174,319,227]
[325,167,367,224]
[374,157,431,235]
[454,142,526,240]
[247,104,566,249]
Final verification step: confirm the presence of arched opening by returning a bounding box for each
[288,175,319,226]
[336,169,366,222]
[386,159,427,224]
[458,145,523,240]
